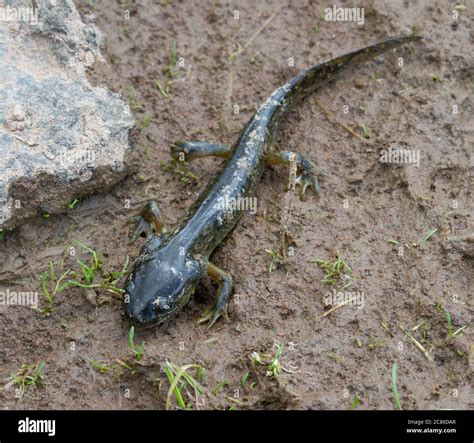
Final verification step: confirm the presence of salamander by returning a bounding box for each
[123,35,422,327]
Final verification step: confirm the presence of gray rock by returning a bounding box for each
[0,0,134,230]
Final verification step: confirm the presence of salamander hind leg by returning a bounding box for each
[127,201,168,242]
[198,262,233,329]
[171,141,232,162]
[266,151,319,200]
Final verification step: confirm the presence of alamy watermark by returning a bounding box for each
[0,6,39,24]
[0,289,38,307]
[18,418,55,437]
[216,196,258,215]
[380,147,420,168]
[324,289,365,309]
[324,5,364,26]
[57,148,96,169]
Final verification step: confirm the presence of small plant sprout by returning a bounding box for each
[211,380,229,395]
[34,261,71,315]
[241,372,250,388]
[103,256,130,289]
[398,325,433,362]
[266,248,284,273]
[421,228,438,242]
[114,359,137,374]
[154,80,170,98]
[67,198,80,209]
[359,122,369,138]
[67,241,128,296]
[154,40,183,98]
[0,228,5,240]
[168,40,178,73]
[267,344,297,378]
[367,332,385,350]
[164,361,205,410]
[5,362,46,399]
[350,396,360,410]
[225,396,246,407]
[89,359,112,374]
[249,51,262,65]
[69,240,101,285]
[250,351,262,366]
[327,352,344,364]
[250,345,296,379]
[229,42,243,59]
[140,115,153,131]
[391,363,403,411]
[162,158,198,184]
[311,252,352,286]
[445,310,467,340]
[128,326,144,361]
[163,40,183,80]
[266,344,285,377]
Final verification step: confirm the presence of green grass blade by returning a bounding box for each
[391,363,403,411]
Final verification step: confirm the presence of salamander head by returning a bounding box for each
[123,238,204,326]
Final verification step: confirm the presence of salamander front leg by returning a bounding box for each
[266,151,319,200]
[198,262,233,329]
[128,201,168,242]
[171,141,232,161]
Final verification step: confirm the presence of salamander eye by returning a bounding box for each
[153,296,170,311]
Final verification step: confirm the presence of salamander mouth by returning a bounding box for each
[124,284,196,328]
[126,313,166,329]
[150,306,181,326]
[130,317,167,330]
[125,302,182,329]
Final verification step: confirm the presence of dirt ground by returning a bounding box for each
[0,0,472,410]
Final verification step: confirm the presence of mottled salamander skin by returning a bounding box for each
[123,35,422,326]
